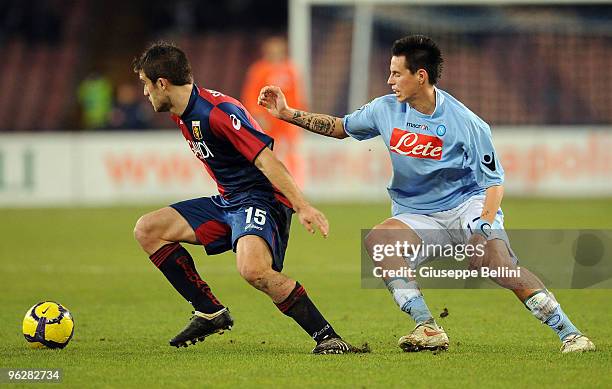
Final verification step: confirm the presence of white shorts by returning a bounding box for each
[392,195,516,267]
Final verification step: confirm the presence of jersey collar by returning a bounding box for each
[180,84,199,119]
[409,87,444,119]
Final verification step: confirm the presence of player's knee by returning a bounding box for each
[133,214,158,248]
[364,226,382,251]
[365,225,397,256]
[473,240,509,269]
[236,236,275,288]
[238,262,271,289]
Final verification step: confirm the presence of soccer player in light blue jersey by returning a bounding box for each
[258,35,595,354]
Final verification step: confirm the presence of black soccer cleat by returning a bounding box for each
[169,308,233,348]
[311,337,371,355]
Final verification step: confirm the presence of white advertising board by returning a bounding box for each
[0,128,610,207]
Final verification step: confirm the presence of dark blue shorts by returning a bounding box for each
[170,195,293,271]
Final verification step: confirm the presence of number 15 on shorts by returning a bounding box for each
[245,207,267,226]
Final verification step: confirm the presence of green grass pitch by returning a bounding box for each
[1,198,611,388]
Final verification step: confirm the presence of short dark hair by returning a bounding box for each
[391,35,443,85]
[132,41,193,85]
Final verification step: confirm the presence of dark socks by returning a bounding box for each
[149,243,224,314]
[275,281,339,343]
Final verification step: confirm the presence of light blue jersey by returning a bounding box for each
[343,88,504,215]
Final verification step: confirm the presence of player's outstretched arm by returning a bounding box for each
[258,85,348,139]
[254,148,329,237]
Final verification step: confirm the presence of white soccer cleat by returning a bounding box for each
[560,334,596,354]
[398,320,449,352]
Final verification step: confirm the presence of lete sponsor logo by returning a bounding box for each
[389,128,443,160]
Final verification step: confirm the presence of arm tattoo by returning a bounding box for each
[290,110,337,136]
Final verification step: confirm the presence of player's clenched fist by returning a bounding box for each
[258,85,290,119]
[296,203,329,238]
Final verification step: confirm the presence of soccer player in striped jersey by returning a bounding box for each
[132,42,365,354]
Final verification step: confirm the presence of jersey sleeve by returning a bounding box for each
[209,102,273,162]
[465,119,505,188]
[342,98,381,141]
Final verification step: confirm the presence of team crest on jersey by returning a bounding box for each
[192,121,202,140]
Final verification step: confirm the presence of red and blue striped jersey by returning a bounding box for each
[171,85,291,208]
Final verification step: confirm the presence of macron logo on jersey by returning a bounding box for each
[389,128,443,160]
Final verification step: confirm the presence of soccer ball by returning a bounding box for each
[22,301,74,349]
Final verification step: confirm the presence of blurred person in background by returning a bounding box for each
[109,83,153,130]
[241,36,306,186]
[77,72,113,129]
